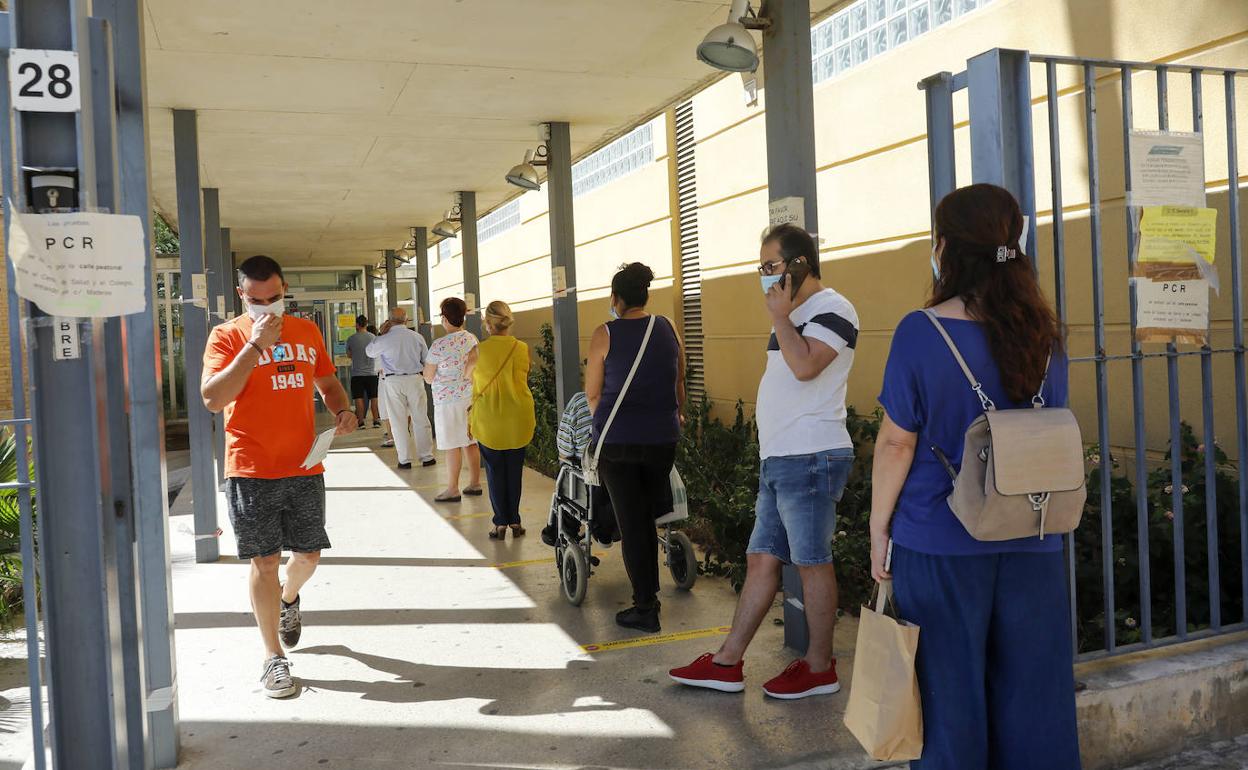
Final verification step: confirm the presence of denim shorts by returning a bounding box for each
[746,447,854,566]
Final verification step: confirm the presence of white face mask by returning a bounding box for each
[930,241,941,281]
[246,298,285,320]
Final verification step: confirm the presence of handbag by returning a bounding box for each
[843,581,923,761]
[922,310,1086,541]
[584,315,657,487]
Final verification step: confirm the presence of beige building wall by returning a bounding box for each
[373,0,1248,464]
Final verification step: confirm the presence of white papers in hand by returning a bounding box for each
[301,427,336,470]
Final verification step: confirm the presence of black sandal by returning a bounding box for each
[510,525,526,537]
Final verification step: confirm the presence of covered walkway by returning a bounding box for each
[166,433,869,770]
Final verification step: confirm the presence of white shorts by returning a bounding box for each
[434,400,475,450]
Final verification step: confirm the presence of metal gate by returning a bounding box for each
[920,49,1248,658]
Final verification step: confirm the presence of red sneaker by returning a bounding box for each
[762,659,840,700]
[669,653,745,693]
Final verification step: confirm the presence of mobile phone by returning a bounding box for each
[783,256,812,300]
[885,538,894,573]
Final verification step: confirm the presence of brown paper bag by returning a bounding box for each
[843,582,923,761]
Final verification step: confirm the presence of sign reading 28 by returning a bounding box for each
[271,373,306,390]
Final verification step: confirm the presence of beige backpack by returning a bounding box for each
[923,310,1086,541]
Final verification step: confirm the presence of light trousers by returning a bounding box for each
[381,374,434,464]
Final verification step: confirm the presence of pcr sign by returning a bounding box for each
[9,49,80,112]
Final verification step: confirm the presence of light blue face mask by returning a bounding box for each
[760,274,784,294]
[609,304,620,320]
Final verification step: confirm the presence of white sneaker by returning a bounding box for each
[261,655,296,699]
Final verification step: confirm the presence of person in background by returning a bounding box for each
[585,263,683,634]
[870,183,1079,769]
[346,315,380,429]
[200,255,356,699]
[670,223,858,699]
[366,307,435,470]
[423,297,482,502]
[368,324,394,447]
[469,301,535,540]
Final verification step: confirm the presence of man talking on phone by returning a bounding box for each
[201,255,356,699]
[670,223,859,700]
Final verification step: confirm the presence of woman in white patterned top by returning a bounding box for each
[422,297,481,502]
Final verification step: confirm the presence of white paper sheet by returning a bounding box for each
[301,427,337,470]
[1128,131,1207,208]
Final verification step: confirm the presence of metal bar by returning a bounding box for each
[384,250,397,319]
[364,264,376,326]
[459,191,483,339]
[220,228,231,318]
[1029,53,1248,76]
[1072,348,1243,362]
[1122,65,1152,645]
[0,13,47,766]
[1085,62,1116,652]
[230,251,241,317]
[1045,59,1078,654]
[202,189,225,491]
[919,72,957,220]
[1156,67,1188,640]
[1190,70,1221,632]
[1226,72,1248,624]
[546,122,581,409]
[967,48,1038,258]
[1075,619,1248,663]
[10,0,126,763]
[414,227,432,344]
[172,109,219,563]
[761,0,818,654]
[89,17,147,766]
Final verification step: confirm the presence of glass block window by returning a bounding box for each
[477,200,521,243]
[812,0,994,84]
[572,123,654,198]
[437,238,453,263]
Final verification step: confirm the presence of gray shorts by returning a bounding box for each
[224,475,331,560]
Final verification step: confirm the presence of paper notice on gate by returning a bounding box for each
[7,207,147,317]
[1137,206,1217,264]
[1133,277,1210,345]
[301,427,337,470]
[1128,131,1207,208]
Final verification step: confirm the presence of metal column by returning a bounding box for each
[172,109,219,563]
[459,191,483,338]
[761,0,818,653]
[414,226,433,344]
[546,122,581,407]
[202,189,225,489]
[966,48,1038,258]
[919,72,957,216]
[364,265,377,325]
[94,0,180,761]
[384,250,397,317]
[9,0,128,766]
[220,227,232,318]
[230,251,241,317]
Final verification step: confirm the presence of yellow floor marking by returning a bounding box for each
[493,552,607,570]
[443,511,491,522]
[581,626,732,654]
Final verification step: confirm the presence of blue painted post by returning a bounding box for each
[460,192,483,339]
[546,122,582,409]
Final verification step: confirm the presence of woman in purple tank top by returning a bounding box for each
[586,263,685,633]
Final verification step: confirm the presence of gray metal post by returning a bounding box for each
[89,17,147,768]
[459,192,483,338]
[384,250,398,317]
[202,190,225,489]
[9,0,127,766]
[230,251,241,317]
[173,109,219,562]
[761,0,818,654]
[414,227,433,344]
[546,122,581,408]
[919,72,957,216]
[220,228,232,318]
[94,0,180,762]
[364,265,377,326]
[966,48,1037,258]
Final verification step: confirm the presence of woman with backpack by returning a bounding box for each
[869,183,1081,769]
[585,262,685,633]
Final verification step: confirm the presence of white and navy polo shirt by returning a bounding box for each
[756,287,859,459]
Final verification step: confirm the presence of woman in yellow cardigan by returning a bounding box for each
[469,301,536,540]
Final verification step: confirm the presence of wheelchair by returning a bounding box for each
[547,459,698,606]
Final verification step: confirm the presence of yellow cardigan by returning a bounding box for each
[469,335,536,450]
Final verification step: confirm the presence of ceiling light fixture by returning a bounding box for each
[432,194,462,239]
[697,0,768,73]
[505,124,552,191]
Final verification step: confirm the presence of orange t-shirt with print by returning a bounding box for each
[203,315,336,479]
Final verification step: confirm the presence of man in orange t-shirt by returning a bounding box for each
[201,255,356,699]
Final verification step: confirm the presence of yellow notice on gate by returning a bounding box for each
[1137,206,1217,264]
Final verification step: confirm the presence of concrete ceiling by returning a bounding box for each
[143,0,831,266]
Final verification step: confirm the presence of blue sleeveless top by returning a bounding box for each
[593,315,681,445]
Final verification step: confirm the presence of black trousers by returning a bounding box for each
[596,442,676,608]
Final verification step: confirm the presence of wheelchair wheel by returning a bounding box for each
[667,530,698,591]
[561,545,589,606]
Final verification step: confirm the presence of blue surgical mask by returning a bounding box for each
[609,305,620,320]
[930,242,941,281]
[760,274,784,294]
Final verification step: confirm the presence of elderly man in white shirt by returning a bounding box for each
[366,307,436,469]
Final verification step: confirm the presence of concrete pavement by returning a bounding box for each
[168,427,875,770]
